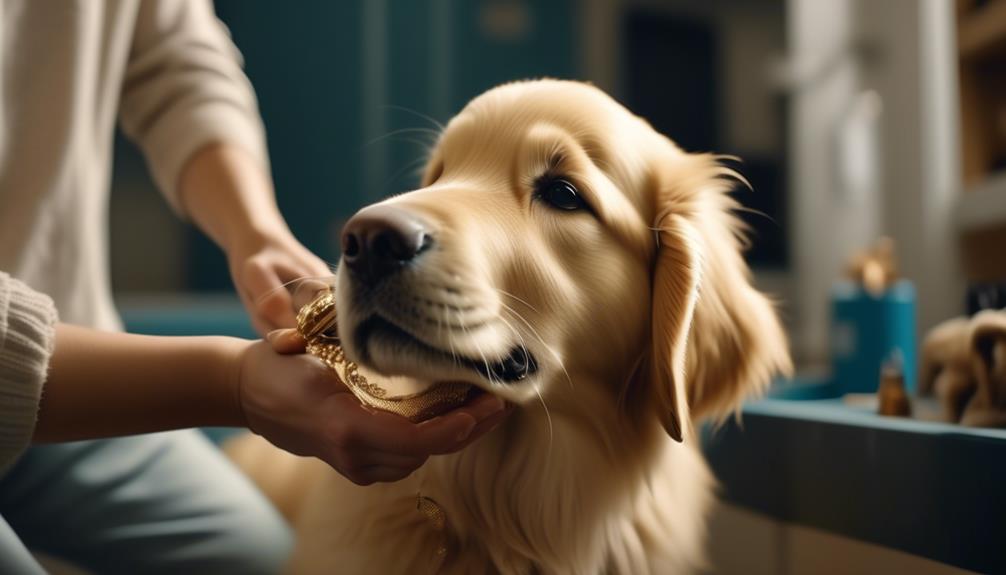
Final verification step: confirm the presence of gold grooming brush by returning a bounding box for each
[296,288,474,422]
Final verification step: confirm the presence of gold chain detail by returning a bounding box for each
[297,288,387,396]
[417,493,449,562]
[304,340,388,398]
[296,288,472,422]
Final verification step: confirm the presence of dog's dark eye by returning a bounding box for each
[536,178,586,211]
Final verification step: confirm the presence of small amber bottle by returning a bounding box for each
[878,352,912,417]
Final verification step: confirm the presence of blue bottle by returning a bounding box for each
[830,280,918,394]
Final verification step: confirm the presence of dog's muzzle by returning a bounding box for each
[297,288,475,422]
[354,315,539,385]
[341,204,434,286]
[337,203,540,389]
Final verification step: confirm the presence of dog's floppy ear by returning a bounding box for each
[649,152,792,439]
[647,210,703,442]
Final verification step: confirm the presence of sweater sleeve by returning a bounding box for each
[118,0,270,216]
[0,273,57,474]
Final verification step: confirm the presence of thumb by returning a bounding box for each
[266,328,308,354]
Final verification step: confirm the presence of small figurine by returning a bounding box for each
[845,236,898,297]
[919,310,1006,427]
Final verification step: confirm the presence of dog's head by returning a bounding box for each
[336,80,791,441]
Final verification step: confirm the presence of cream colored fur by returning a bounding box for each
[920,310,1006,426]
[227,80,791,574]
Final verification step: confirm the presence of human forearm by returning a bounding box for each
[178,142,290,255]
[34,324,248,443]
[177,142,330,334]
[31,324,511,485]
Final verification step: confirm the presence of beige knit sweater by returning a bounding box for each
[0,0,269,330]
[0,273,55,473]
[0,0,268,468]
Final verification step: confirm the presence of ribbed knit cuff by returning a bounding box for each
[0,273,57,474]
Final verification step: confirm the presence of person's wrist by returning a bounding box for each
[214,336,254,428]
[177,142,289,257]
[225,220,292,261]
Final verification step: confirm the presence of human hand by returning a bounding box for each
[235,329,512,485]
[228,231,331,336]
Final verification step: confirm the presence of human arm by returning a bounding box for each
[177,143,330,335]
[0,273,57,473]
[33,326,510,485]
[118,0,328,334]
[34,324,247,441]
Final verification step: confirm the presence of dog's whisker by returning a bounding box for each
[499,301,575,393]
[365,127,442,148]
[380,157,431,194]
[494,293,575,398]
[500,301,567,386]
[452,308,489,383]
[496,313,547,399]
[458,309,501,388]
[254,274,337,308]
[496,312,555,444]
[439,309,462,372]
[533,382,554,450]
[383,137,438,154]
[380,104,446,132]
[548,352,575,395]
[371,135,439,151]
[495,288,540,314]
[496,311,537,387]
[445,318,460,370]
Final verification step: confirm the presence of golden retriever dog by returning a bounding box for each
[229,79,791,574]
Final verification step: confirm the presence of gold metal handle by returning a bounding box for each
[296,288,473,422]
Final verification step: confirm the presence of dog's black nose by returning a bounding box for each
[341,204,432,283]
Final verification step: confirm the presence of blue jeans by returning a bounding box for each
[0,430,292,574]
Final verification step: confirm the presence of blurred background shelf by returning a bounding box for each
[704,388,1006,575]
[957,0,1006,189]
[956,0,1006,286]
[955,170,1006,231]
[957,0,1006,60]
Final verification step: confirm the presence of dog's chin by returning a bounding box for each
[342,315,541,401]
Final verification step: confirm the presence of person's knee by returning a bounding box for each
[216,496,294,574]
[2,432,295,574]
[169,431,294,574]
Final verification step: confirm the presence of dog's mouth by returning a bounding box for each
[354,315,538,384]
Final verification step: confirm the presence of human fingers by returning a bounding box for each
[326,393,506,457]
[266,328,308,354]
[240,258,298,333]
[339,449,428,470]
[337,464,418,486]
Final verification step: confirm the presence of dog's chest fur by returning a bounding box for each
[286,413,713,575]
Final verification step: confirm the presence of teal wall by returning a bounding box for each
[186,0,577,291]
